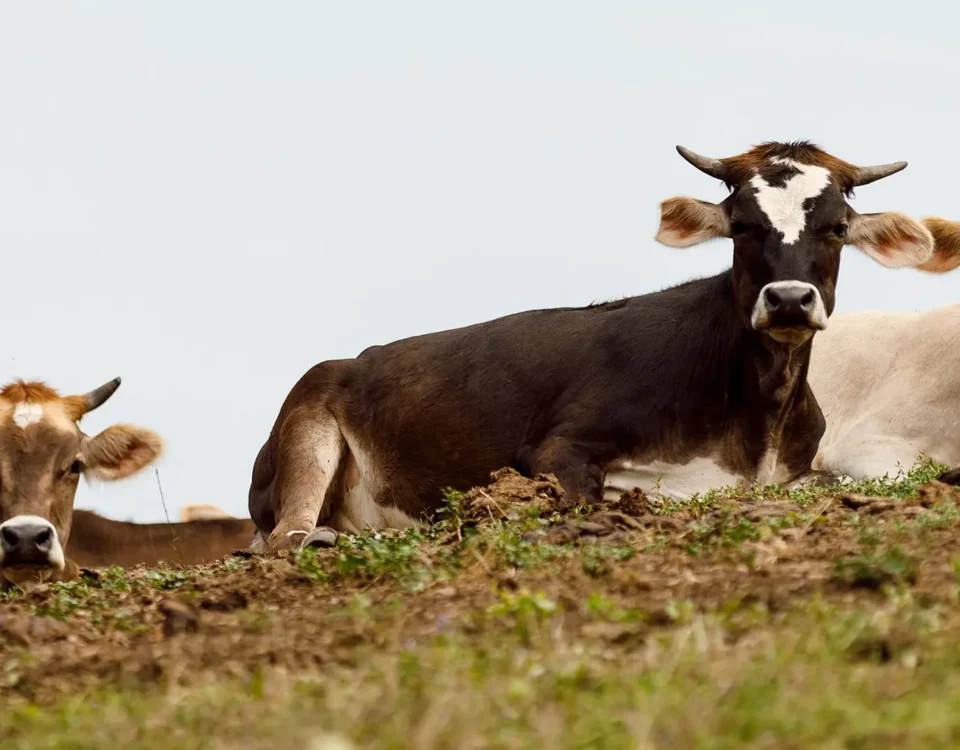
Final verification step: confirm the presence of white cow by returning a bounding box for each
[807,217,960,480]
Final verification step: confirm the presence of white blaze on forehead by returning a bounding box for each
[12,402,44,428]
[749,158,832,245]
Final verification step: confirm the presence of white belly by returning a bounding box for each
[603,457,745,502]
[329,479,422,532]
[330,442,421,532]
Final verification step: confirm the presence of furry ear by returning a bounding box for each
[81,424,163,481]
[655,197,730,248]
[916,217,960,273]
[848,212,934,268]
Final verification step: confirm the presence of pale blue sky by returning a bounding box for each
[0,1,956,521]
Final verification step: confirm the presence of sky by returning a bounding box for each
[0,1,957,522]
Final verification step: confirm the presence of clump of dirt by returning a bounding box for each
[0,614,68,648]
[461,468,565,521]
[604,488,651,518]
[915,480,960,507]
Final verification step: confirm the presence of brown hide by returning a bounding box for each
[66,510,255,569]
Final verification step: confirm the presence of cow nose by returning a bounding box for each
[763,285,816,313]
[753,281,827,332]
[1,522,54,562]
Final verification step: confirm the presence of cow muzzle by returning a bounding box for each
[751,281,828,344]
[0,515,65,587]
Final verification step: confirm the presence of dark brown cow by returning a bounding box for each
[67,507,255,569]
[0,379,162,589]
[249,141,952,552]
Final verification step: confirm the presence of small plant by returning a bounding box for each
[839,457,948,500]
[491,530,571,570]
[582,593,641,623]
[581,545,635,577]
[721,517,762,546]
[436,487,466,529]
[99,567,131,592]
[293,547,329,584]
[112,609,147,634]
[916,499,959,531]
[144,567,190,590]
[487,590,557,627]
[219,556,250,573]
[31,581,94,620]
[833,546,918,590]
[335,530,430,591]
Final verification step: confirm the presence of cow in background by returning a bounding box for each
[67,504,255,569]
[0,379,162,589]
[808,217,960,480]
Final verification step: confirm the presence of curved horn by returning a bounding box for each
[81,377,122,414]
[855,161,908,187]
[676,145,728,181]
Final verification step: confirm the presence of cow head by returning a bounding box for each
[0,378,162,589]
[656,141,934,345]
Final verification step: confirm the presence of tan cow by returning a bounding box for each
[0,378,162,589]
[808,218,960,480]
[67,505,255,569]
[178,503,236,522]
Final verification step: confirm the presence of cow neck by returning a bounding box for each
[684,270,815,460]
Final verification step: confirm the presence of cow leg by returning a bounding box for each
[530,436,603,506]
[267,409,345,553]
[816,433,924,481]
[250,530,268,553]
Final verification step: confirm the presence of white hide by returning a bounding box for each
[749,158,831,245]
[603,457,745,502]
[808,304,960,479]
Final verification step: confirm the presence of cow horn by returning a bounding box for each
[676,146,728,181]
[81,377,122,414]
[855,161,908,187]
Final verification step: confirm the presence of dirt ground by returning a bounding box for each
[3,464,960,716]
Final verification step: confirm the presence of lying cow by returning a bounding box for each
[0,379,163,589]
[808,217,960,480]
[249,140,952,550]
[177,503,238,522]
[67,504,255,569]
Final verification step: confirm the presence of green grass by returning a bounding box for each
[2,457,959,749]
[834,545,920,590]
[674,456,949,510]
[3,594,960,749]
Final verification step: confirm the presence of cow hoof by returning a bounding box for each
[249,531,269,554]
[301,526,338,549]
[267,529,310,553]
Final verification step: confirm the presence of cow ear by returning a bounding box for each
[847,212,934,268]
[81,424,163,481]
[655,197,730,248]
[916,217,960,273]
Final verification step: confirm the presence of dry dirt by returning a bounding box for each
[3,467,960,708]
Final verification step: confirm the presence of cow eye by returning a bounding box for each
[731,221,750,236]
[69,460,83,475]
[833,223,848,238]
